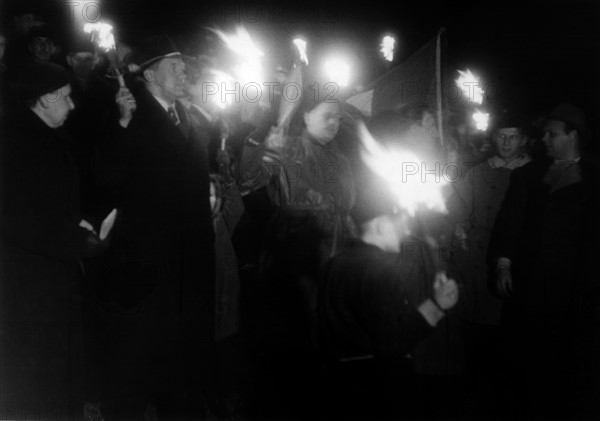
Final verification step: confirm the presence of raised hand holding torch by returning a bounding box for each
[85,24,136,126]
[84,22,125,88]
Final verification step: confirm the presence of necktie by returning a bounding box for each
[167,105,180,126]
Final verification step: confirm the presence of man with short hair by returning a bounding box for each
[26,24,56,64]
[1,62,104,419]
[489,103,600,418]
[94,35,215,419]
[446,112,531,416]
[450,113,531,326]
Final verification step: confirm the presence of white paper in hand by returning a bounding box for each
[79,219,96,233]
[99,208,118,241]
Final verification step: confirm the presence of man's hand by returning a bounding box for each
[115,87,136,128]
[418,272,459,327]
[432,271,459,311]
[264,126,286,151]
[495,268,513,298]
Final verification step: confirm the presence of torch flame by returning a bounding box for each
[210,26,264,59]
[456,69,484,104]
[380,36,395,62]
[83,22,116,51]
[209,26,264,85]
[358,122,448,217]
[293,38,309,65]
[324,59,350,88]
[472,110,490,131]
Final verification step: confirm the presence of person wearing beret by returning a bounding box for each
[93,35,215,419]
[488,104,600,418]
[0,62,106,419]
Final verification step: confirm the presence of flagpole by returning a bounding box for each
[436,28,445,149]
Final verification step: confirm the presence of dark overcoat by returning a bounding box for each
[1,107,87,417]
[93,83,215,402]
[489,156,600,378]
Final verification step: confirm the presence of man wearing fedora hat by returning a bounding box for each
[94,35,215,419]
[489,103,600,418]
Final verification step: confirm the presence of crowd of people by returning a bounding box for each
[1,13,600,421]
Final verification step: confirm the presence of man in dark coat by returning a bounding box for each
[1,62,104,420]
[93,35,215,419]
[317,152,460,420]
[489,103,600,418]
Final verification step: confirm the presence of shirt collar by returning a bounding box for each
[488,154,531,170]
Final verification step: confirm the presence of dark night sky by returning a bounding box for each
[4,0,600,122]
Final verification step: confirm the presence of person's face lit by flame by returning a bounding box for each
[493,127,526,161]
[542,119,577,160]
[304,101,341,145]
[39,84,76,128]
[145,57,186,103]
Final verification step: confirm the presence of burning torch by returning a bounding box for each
[380,35,395,63]
[276,38,309,131]
[456,69,484,105]
[84,22,125,88]
[357,121,449,217]
[293,38,309,65]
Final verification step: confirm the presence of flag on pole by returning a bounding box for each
[346,28,446,144]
